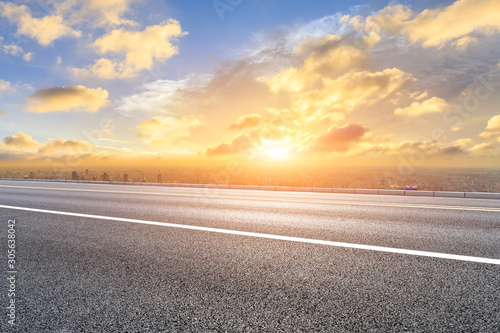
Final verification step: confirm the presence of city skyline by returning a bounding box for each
[1,0,500,169]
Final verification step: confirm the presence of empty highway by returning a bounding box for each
[1,180,500,332]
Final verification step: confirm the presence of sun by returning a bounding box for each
[262,141,290,160]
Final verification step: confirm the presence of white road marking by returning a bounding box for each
[1,184,500,212]
[1,204,499,265]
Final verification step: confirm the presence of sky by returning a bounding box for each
[0,0,499,170]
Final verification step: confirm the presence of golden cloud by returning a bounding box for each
[363,0,500,49]
[3,132,40,148]
[27,85,111,113]
[206,124,297,156]
[394,96,449,116]
[402,0,500,48]
[58,0,137,28]
[479,115,500,138]
[0,132,101,163]
[228,114,263,130]
[485,115,500,131]
[268,36,369,93]
[290,68,415,120]
[39,138,94,154]
[0,2,81,46]
[206,133,251,156]
[453,138,473,147]
[308,124,367,153]
[468,142,495,152]
[136,114,202,146]
[71,19,186,79]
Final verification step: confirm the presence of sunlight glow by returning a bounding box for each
[262,141,290,160]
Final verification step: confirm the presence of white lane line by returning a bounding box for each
[1,204,499,265]
[1,184,500,213]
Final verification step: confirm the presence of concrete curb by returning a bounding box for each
[1,178,499,200]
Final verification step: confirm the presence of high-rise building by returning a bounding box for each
[123,174,128,182]
[71,171,79,180]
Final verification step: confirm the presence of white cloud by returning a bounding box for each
[115,75,210,116]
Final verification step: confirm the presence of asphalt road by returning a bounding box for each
[1,180,499,332]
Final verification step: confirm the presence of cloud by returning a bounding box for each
[228,114,263,130]
[484,115,500,131]
[453,138,473,147]
[70,19,186,79]
[0,2,81,46]
[362,0,500,49]
[27,85,111,113]
[439,146,466,155]
[267,35,370,93]
[3,44,23,55]
[394,96,449,116]
[468,142,495,152]
[479,115,500,138]
[262,32,419,124]
[57,56,62,64]
[289,67,415,120]
[70,58,133,80]
[402,0,500,48]
[39,138,93,154]
[206,124,296,156]
[0,79,13,93]
[206,142,232,156]
[206,133,252,156]
[0,108,7,115]
[115,76,208,116]
[3,132,40,148]
[1,41,33,61]
[0,132,115,163]
[454,36,478,51]
[56,0,137,28]
[22,51,32,62]
[308,124,366,153]
[136,114,202,146]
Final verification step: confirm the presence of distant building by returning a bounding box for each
[123,174,128,182]
[101,172,109,181]
[157,173,162,183]
[71,171,79,180]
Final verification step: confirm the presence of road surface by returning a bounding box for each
[1,180,499,332]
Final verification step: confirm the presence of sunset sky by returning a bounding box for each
[1,0,499,168]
